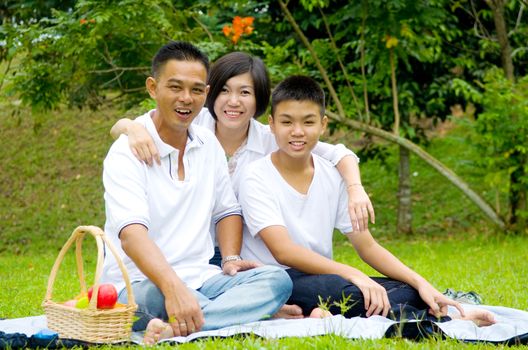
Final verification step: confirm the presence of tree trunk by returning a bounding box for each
[509,151,527,229]
[398,146,412,234]
[486,0,525,230]
[486,0,515,82]
[389,48,412,234]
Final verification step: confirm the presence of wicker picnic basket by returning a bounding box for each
[42,225,137,343]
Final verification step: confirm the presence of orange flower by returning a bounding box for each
[222,25,232,37]
[244,26,253,35]
[80,18,87,25]
[233,16,243,28]
[241,17,254,26]
[222,16,255,45]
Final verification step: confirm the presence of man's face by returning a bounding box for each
[269,100,327,160]
[147,59,209,133]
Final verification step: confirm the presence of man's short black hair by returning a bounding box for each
[151,41,210,78]
[271,75,325,117]
[206,52,270,120]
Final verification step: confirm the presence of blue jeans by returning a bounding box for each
[286,268,450,322]
[119,265,292,331]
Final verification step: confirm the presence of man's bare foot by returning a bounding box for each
[309,307,332,319]
[143,318,174,345]
[451,309,496,327]
[272,304,304,319]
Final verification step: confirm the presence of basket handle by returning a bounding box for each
[44,226,136,309]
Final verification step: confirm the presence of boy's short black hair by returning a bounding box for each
[206,52,270,120]
[151,41,210,78]
[271,75,325,117]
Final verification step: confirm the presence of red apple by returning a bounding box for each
[88,283,118,309]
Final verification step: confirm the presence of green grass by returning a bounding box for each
[1,101,527,349]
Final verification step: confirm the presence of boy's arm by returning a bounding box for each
[110,118,160,166]
[259,225,391,317]
[346,230,465,317]
[120,224,204,336]
[312,142,374,231]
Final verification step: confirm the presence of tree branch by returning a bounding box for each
[278,0,345,117]
[318,6,363,120]
[192,14,214,41]
[509,1,525,36]
[360,1,371,122]
[470,0,493,39]
[389,48,400,135]
[0,55,13,92]
[89,66,150,74]
[326,110,506,229]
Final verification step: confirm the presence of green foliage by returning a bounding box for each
[449,68,528,230]
[473,69,528,227]
[2,0,275,111]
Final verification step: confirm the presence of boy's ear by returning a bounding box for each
[268,115,275,134]
[321,115,328,135]
[146,77,157,99]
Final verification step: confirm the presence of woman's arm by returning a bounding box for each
[335,155,375,231]
[110,118,160,166]
[312,139,374,231]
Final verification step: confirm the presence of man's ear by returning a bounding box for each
[146,77,157,99]
[268,115,275,134]
[321,115,328,135]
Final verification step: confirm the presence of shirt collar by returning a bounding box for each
[245,118,267,155]
[145,110,204,158]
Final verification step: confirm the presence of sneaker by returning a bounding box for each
[443,288,482,305]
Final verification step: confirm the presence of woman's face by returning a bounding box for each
[213,72,257,132]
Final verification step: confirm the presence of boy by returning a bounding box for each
[101,41,292,344]
[238,75,495,325]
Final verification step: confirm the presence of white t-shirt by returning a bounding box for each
[239,154,354,268]
[101,111,240,292]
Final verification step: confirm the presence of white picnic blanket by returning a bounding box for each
[1,304,527,345]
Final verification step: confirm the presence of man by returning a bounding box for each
[100,41,292,344]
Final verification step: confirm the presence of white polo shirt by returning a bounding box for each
[238,154,354,268]
[101,111,241,292]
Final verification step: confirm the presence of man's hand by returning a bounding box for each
[165,285,204,337]
[222,259,262,276]
[347,184,375,232]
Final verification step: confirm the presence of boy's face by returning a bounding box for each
[269,100,327,160]
[146,59,209,133]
